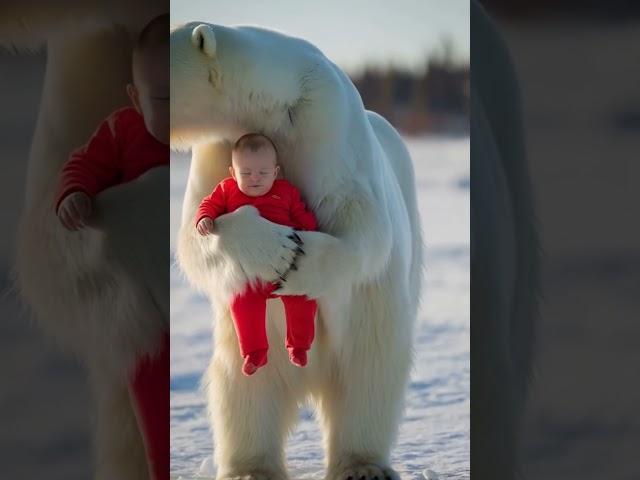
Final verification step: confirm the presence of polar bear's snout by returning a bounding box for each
[191,24,216,57]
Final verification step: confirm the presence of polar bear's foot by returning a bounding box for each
[326,462,401,480]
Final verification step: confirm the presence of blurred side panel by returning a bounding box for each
[473,0,640,478]
[0,1,169,479]
[0,50,92,479]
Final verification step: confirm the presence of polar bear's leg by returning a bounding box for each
[90,368,148,480]
[207,309,299,480]
[317,280,412,480]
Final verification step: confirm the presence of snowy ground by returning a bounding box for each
[170,137,470,479]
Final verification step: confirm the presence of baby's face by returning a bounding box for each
[128,46,169,144]
[230,147,279,197]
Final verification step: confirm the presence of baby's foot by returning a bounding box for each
[288,348,308,367]
[242,349,268,376]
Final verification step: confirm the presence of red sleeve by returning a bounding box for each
[54,113,121,211]
[195,182,227,226]
[289,185,318,231]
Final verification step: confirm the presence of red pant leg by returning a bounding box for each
[229,282,270,357]
[129,331,169,480]
[280,295,317,350]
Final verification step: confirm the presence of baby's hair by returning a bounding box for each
[135,13,169,53]
[233,133,279,159]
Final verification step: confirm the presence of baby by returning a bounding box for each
[53,14,169,480]
[55,14,169,228]
[196,133,318,376]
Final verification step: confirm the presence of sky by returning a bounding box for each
[170,0,469,74]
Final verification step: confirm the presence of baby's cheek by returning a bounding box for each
[237,179,252,194]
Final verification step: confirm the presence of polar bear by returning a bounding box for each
[2,2,169,479]
[171,23,422,480]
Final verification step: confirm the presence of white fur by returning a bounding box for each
[171,24,423,480]
[3,5,168,479]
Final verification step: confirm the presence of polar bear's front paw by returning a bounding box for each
[272,231,305,282]
[272,229,345,298]
[326,463,401,480]
[213,206,302,282]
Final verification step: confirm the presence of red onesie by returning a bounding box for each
[55,106,169,480]
[54,107,168,210]
[196,177,318,374]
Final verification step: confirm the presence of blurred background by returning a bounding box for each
[477,1,640,478]
[170,1,469,479]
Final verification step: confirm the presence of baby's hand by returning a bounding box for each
[197,217,215,236]
[57,191,92,231]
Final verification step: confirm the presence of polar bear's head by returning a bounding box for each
[170,23,358,151]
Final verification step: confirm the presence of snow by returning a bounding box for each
[170,136,470,480]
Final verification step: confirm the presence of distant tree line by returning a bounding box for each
[350,57,469,135]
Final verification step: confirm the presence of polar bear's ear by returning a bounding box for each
[191,24,216,58]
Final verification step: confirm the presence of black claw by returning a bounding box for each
[295,246,305,255]
[288,231,303,245]
[290,262,298,271]
[275,268,288,279]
